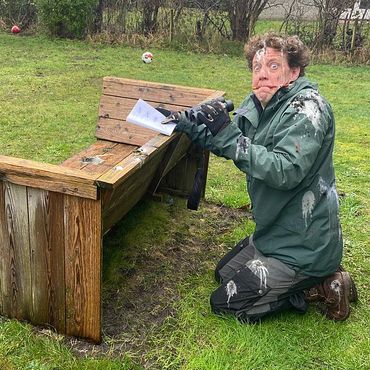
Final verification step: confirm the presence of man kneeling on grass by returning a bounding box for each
[162,33,357,322]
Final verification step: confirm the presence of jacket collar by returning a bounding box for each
[234,77,316,128]
[234,96,260,128]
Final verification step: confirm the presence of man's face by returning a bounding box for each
[252,47,300,107]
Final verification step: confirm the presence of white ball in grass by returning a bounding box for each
[141,51,153,63]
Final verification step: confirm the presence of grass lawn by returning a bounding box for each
[0,33,369,369]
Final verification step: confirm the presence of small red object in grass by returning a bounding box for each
[11,25,21,34]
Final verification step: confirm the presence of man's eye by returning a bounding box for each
[253,65,261,72]
[270,63,279,70]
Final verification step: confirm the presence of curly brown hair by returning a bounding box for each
[244,33,310,77]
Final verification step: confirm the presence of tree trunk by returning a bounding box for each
[142,0,161,35]
[93,0,104,34]
[229,0,248,41]
[228,0,269,42]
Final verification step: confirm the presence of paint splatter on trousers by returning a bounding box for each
[210,236,325,322]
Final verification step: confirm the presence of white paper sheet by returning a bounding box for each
[126,99,177,136]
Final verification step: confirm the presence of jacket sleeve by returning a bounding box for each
[175,112,214,147]
[176,99,332,191]
[218,102,331,190]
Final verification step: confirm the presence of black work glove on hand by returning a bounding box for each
[196,101,231,136]
[156,107,181,124]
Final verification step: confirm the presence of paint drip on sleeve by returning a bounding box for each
[236,135,251,160]
[302,190,315,227]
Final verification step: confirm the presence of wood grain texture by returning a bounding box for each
[149,134,192,194]
[102,77,223,106]
[27,188,66,331]
[101,147,166,233]
[96,77,225,145]
[98,95,187,122]
[64,195,102,343]
[96,134,176,189]
[96,118,158,146]
[158,149,210,197]
[0,180,11,316]
[61,140,136,175]
[0,181,32,320]
[96,96,186,145]
[0,155,98,200]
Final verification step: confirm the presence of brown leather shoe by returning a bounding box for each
[305,269,358,304]
[318,271,352,321]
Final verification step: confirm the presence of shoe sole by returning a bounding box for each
[338,265,358,303]
[326,271,351,321]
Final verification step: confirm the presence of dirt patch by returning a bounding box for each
[54,201,251,362]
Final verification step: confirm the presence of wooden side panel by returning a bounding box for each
[159,147,210,197]
[27,188,66,332]
[96,134,174,190]
[64,195,102,343]
[0,180,102,342]
[102,148,166,233]
[0,181,32,320]
[149,134,191,194]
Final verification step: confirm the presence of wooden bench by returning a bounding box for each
[0,77,224,343]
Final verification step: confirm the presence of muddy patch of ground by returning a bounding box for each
[41,201,251,363]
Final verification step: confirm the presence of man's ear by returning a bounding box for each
[291,67,301,81]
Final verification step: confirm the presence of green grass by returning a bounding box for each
[0,32,369,369]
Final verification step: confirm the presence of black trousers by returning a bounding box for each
[210,236,325,322]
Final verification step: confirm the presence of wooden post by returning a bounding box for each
[27,188,66,332]
[65,195,102,342]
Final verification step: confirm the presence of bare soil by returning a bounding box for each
[44,201,251,363]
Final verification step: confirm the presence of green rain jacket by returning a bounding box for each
[176,77,343,277]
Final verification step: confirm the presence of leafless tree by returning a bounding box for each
[312,0,356,50]
[226,0,270,41]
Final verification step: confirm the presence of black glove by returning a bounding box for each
[196,101,231,136]
[156,107,181,125]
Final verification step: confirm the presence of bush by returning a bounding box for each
[0,0,37,30]
[36,0,98,39]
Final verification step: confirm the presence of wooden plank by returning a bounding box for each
[150,134,192,194]
[97,79,224,145]
[98,95,188,122]
[96,118,159,146]
[61,140,118,170]
[96,134,176,189]
[0,155,98,200]
[64,195,102,343]
[0,180,11,317]
[96,94,188,145]
[102,147,166,233]
[159,149,210,198]
[103,77,223,106]
[61,140,136,175]
[28,188,66,332]
[0,182,32,320]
